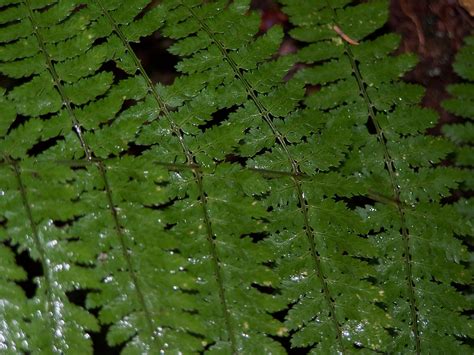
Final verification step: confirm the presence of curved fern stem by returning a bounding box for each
[183,2,345,352]
[23,0,159,346]
[343,42,421,355]
[23,0,91,160]
[93,1,238,350]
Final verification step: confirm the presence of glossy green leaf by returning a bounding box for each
[0,0,471,354]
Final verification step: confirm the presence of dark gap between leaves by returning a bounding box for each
[198,105,238,132]
[335,194,375,210]
[120,143,151,157]
[27,135,65,157]
[7,114,30,135]
[66,288,89,308]
[251,282,277,295]
[224,153,248,166]
[240,231,270,243]
[101,59,130,84]
[131,31,178,86]
[363,22,391,43]
[8,241,43,299]
[90,322,125,355]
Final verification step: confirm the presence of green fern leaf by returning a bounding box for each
[443,36,474,176]
[0,0,472,353]
[281,0,473,353]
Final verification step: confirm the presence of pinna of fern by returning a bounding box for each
[281,0,473,353]
[442,35,474,218]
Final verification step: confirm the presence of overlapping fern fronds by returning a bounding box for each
[0,0,472,353]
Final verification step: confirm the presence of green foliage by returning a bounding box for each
[280,1,472,353]
[0,0,471,353]
[442,36,474,191]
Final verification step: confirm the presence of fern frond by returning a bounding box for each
[140,1,400,353]
[137,1,299,351]
[0,238,28,353]
[282,0,473,352]
[0,0,472,353]
[442,36,474,187]
[0,0,170,352]
[0,159,99,354]
[276,1,397,352]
